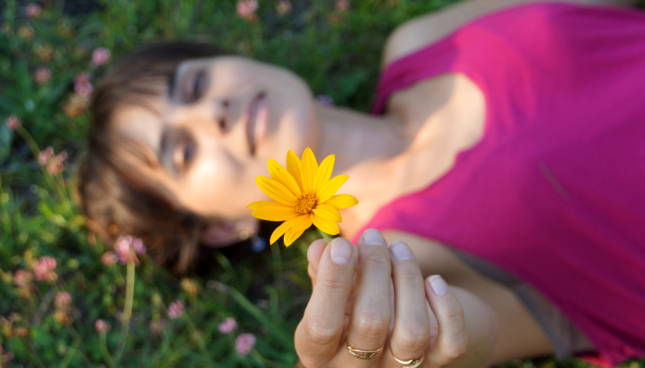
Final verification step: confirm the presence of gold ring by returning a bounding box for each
[393,355,425,368]
[347,344,383,360]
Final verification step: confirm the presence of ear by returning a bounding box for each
[200,216,259,248]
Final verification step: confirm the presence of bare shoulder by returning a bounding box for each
[382,0,639,67]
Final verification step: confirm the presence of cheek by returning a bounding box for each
[186,158,237,212]
[180,156,265,218]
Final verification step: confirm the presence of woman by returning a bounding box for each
[77,0,645,366]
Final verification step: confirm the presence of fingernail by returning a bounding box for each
[429,275,448,296]
[362,228,386,246]
[390,241,413,260]
[330,238,352,265]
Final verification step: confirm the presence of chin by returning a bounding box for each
[266,105,317,160]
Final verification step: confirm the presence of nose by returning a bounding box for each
[216,99,231,134]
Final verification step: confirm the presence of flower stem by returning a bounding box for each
[114,262,135,362]
[269,241,284,311]
[183,315,214,365]
[15,126,68,203]
[318,229,332,243]
[223,284,293,349]
[251,349,281,367]
[50,284,93,364]
[58,340,80,368]
[100,332,116,368]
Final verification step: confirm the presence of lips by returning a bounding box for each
[245,92,268,156]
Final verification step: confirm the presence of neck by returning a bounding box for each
[311,104,411,238]
[313,104,407,173]
[306,76,483,239]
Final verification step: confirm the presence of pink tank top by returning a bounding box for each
[359,3,645,366]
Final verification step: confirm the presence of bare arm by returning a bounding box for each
[383,231,556,366]
[383,0,640,67]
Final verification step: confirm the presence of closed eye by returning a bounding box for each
[172,135,196,172]
[180,69,208,104]
[160,128,197,175]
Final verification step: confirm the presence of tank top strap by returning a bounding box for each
[371,35,461,114]
[371,2,566,121]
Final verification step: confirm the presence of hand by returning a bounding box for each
[295,229,469,367]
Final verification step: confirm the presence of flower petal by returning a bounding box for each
[322,194,359,210]
[317,175,349,203]
[284,228,306,247]
[256,176,297,206]
[252,205,299,221]
[313,154,334,195]
[312,203,342,222]
[287,150,304,192]
[270,221,291,245]
[312,213,340,235]
[270,215,306,245]
[301,148,318,194]
[284,215,312,246]
[247,200,276,210]
[268,159,302,197]
[291,214,313,232]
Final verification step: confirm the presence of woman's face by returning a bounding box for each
[111,56,319,240]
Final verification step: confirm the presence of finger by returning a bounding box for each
[341,229,392,365]
[295,238,356,366]
[428,300,439,345]
[307,238,328,287]
[306,238,357,321]
[385,241,431,364]
[425,275,469,367]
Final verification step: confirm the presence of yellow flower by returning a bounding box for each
[248,148,359,246]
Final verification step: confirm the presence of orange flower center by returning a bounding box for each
[295,194,317,215]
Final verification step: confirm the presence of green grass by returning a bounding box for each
[0,0,643,366]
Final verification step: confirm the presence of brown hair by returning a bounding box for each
[78,42,232,276]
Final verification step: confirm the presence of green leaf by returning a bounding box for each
[0,121,12,165]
